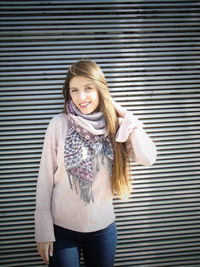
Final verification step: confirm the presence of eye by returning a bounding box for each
[70,89,78,93]
[86,86,92,90]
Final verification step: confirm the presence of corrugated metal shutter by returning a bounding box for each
[0,1,200,266]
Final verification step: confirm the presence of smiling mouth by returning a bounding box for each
[79,102,91,108]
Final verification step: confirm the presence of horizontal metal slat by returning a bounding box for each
[1,38,200,48]
[1,19,200,27]
[2,22,200,32]
[1,31,200,42]
[1,48,200,58]
[1,8,200,15]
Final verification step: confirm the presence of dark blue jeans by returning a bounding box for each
[48,221,117,267]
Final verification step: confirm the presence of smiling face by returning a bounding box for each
[69,76,100,115]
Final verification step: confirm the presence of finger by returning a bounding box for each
[37,244,44,260]
[41,251,46,264]
[44,246,49,264]
[49,242,54,257]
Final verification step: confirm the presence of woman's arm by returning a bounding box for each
[113,99,157,165]
[34,116,59,243]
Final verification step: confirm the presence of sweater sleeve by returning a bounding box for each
[34,116,59,242]
[115,112,157,165]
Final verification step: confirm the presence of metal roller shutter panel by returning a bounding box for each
[0,1,200,266]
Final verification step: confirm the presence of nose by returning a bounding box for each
[78,91,87,101]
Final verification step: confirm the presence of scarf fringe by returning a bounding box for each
[67,155,113,205]
[68,173,94,205]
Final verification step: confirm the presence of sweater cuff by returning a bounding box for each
[115,112,143,143]
[35,209,55,242]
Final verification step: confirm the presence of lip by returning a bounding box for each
[79,102,91,108]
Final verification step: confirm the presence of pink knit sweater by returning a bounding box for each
[35,112,156,242]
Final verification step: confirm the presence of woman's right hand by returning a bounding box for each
[36,241,54,265]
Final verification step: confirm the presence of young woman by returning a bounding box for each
[35,60,157,267]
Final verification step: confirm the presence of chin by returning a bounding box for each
[81,110,93,115]
[78,105,99,115]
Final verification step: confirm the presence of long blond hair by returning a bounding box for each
[62,59,131,199]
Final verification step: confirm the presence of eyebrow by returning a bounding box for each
[70,84,94,90]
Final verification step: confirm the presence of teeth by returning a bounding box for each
[80,102,90,107]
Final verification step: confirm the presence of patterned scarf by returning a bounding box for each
[64,101,114,205]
